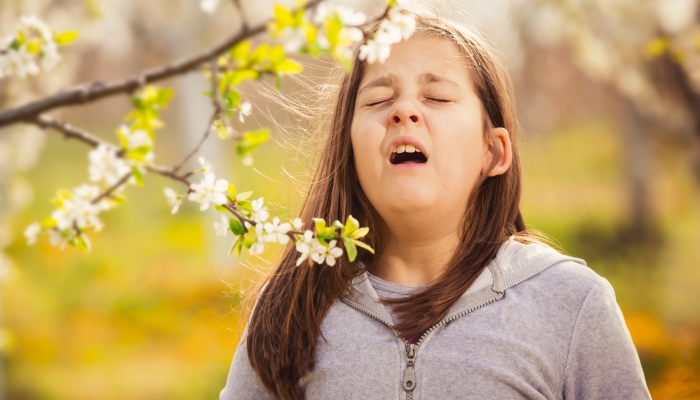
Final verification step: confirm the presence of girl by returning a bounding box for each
[220,6,651,400]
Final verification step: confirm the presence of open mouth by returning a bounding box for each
[390,150,428,165]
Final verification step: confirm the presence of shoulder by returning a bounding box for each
[501,243,616,320]
[501,239,612,297]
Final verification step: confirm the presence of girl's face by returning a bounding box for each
[351,34,500,231]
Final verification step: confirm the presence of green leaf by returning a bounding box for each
[213,204,228,212]
[270,45,285,67]
[326,16,343,46]
[16,30,25,46]
[347,227,369,240]
[42,217,57,228]
[224,90,241,119]
[26,38,43,54]
[228,183,237,199]
[229,217,245,235]
[236,191,253,201]
[237,199,253,213]
[54,31,79,45]
[275,59,303,75]
[225,90,241,108]
[76,234,91,253]
[344,215,359,235]
[109,195,126,205]
[242,231,257,249]
[228,235,240,258]
[250,44,271,65]
[351,238,375,254]
[313,218,327,232]
[343,237,357,262]
[155,88,174,107]
[234,236,244,257]
[227,69,259,86]
[236,129,270,156]
[131,165,144,187]
[229,40,251,63]
[126,145,152,161]
[304,24,318,46]
[273,5,295,30]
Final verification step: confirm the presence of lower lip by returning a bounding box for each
[388,160,428,169]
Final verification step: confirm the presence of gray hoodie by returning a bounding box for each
[220,237,651,399]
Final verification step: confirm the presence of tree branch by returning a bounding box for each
[33,114,101,147]
[0,0,322,128]
[30,115,194,187]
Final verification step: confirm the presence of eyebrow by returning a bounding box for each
[358,73,462,95]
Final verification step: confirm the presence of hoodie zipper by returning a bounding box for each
[341,289,504,400]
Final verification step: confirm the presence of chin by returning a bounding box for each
[383,193,436,213]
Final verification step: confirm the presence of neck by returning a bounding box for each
[371,225,461,286]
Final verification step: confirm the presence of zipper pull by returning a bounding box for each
[403,343,417,391]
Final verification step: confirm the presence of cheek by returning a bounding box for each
[434,128,484,180]
[350,118,378,185]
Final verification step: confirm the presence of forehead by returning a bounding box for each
[357,33,474,90]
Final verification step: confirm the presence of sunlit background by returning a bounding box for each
[1,0,700,398]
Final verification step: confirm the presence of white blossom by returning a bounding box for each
[294,230,318,266]
[24,222,41,245]
[188,172,229,211]
[48,229,69,250]
[242,154,254,166]
[214,214,229,237]
[358,6,416,64]
[250,197,269,223]
[278,27,308,53]
[387,7,416,40]
[293,217,303,230]
[359,39,392,64]
[312,3,366,26]
[312,239,343,266]
[263,216,292,244]
[211,120,233,140]
[200,0,220,13]
[249,223,266,255]
[0,15,61,79]
[164,187,182,214]
[334,5,367,26]
[88,144,132,186]
[238,101,252,123]
[51,184,108,233]
[120,125,152,149]
[198,156,214,173]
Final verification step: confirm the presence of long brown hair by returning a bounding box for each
[246,6,553,400]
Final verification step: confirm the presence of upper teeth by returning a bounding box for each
[393,144,420,153]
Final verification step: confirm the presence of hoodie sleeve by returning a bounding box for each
[559,278,651,399]
[219,322,277,400]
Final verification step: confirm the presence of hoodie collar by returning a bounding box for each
[341,236,588,324]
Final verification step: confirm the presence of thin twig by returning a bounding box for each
[172,109,217,175]
[0,0,322,128]
[91,172,133,204]
[231,0,250,32]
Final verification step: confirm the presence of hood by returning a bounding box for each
[341,236,588,325]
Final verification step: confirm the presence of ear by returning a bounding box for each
[481,127,512,177]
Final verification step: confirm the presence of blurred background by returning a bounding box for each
[1,0,699,398]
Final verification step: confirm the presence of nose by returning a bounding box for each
[389,99,421,127]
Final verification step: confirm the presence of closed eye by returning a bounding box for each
[427,97,450,103]
[366,99,389,107]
